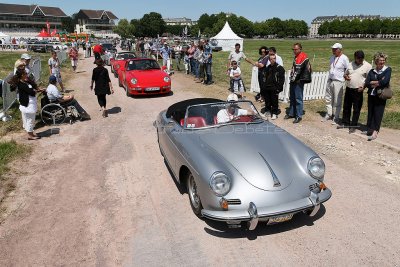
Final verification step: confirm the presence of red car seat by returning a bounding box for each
[180,116,207,128]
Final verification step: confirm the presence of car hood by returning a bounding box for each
[129,70,168,85]
[198,125,308,191]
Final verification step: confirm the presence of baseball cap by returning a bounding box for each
[21,53,31,60]
[227,93,239,102]
[49,75,57,83]
[331,43,343,49]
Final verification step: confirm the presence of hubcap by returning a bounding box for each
[188,174,200,209]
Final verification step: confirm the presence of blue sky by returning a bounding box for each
[3,0,400,24]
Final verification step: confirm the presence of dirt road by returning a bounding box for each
[0,55,399,266]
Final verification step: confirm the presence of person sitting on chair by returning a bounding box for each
[46,75,90,120]
[217,101,255,124]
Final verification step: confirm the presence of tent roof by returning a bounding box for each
[211,21,242,40]
[37,29,51,37]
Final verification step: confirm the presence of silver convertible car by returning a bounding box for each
[154,98,332,230]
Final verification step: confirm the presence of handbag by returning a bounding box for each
[378,85,393,100]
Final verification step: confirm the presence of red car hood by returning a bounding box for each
[127,70,169,87]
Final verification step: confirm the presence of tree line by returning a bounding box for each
[318,18,400,36]
[112,12,309,38]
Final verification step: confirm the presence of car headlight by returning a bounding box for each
[308,157,325,180]
[115,65,120,69]
[131,78,137,85]
[164,76,170,83]
[209,172,231,196]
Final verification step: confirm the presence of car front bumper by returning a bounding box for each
[201,188,332,230]
[128,86,171,95]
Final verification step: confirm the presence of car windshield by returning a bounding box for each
[127,59,160,71]
[102,44,114,50]
[182,101,262,129]
[116,53,136,60]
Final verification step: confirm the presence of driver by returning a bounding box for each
[216,101,255,124]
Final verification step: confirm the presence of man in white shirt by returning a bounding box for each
[48,51,65,92]
[323,43,349,124]
[227,43,252,68]
[46,75,90,120]
[342,50,372,132]
[217,102,254,123]
[266,47,283,66]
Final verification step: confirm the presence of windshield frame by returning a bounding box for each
[181,100,262,130]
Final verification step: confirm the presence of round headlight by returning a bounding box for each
[131,78,137,85]
[210,172,231,196]
[308,157,325,180]
[164,76,170,83]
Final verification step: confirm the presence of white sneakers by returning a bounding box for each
[271,114,277,120]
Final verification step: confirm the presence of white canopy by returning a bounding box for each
[0,32,9,37]
[210,22,243,51]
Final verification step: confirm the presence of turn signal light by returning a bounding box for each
[319,182,327,190]
[220,198,229,210]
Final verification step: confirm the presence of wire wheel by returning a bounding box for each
[41,104,67,125]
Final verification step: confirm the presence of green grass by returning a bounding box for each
[209,39,400,129]
[0,140,31,215]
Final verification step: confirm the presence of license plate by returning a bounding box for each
[267,213,293,225]
[145,87,160,92]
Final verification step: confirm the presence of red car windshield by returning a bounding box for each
[127,60,160,71]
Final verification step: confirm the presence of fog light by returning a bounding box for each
[220,198,228,210]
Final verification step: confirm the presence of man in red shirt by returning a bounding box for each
[92,44,104,61]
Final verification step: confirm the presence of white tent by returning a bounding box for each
[0,32,9,37]
[210,22,243,52]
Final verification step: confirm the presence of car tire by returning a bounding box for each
[118,78,123,88]
[186,172,203,216]
[126,86,131,97]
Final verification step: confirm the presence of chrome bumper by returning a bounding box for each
[201,188,332,230]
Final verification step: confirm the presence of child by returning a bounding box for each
[228,60,245,99]
[184,50,190,75]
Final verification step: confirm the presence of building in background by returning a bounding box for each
[163,17,197,26]
[0,3,68,37]
[75,9,119,38]
[309,15,399,38]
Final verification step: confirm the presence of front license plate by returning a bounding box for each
[267,213,293,225]
[145,87,160,92]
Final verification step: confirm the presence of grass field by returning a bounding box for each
[209,39,400,129]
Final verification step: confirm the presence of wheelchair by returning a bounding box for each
[40,94,81,125]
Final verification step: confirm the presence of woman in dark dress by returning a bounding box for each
[90,59,114,117]
[364,52,391,141]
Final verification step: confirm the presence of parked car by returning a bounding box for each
[154,98,332,230]
[31,41,53,53]
[118,58,171,96]
[110,52,136,77]
[49,42,68,51]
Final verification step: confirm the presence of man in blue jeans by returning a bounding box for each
[203,39,214,85]
[285,43,312,123]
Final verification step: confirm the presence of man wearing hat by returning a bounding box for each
[322,43,349,125]
[20,53,32,75]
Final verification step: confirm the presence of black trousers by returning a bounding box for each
[97,94,107,108]
[367,94,387,132]
[342,87,363,126]
[94,52,101,60]
[263,89,279,115]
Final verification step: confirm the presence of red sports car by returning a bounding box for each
[110,52,136,78]
[118,58,172,96]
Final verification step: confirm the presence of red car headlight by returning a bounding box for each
[164,76,170,83]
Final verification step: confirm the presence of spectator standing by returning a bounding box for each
[160,43,172,71]
[266,47,283,66]
[261,54,285,120]
[364,52,392,141]
[8,69,44,140]
[285,43,312,124]
[195,45,205,83]
[144,40,151,57]
[322,43,349,125]
[227,43,252,68]
[92,43,103,61]
[90,59,114,118]
[203,39,213,85]
[188,41,196,75]
[87,40,92,57]
[82,41,87,58]
[342,50,372,133]
[174,41,182,71]
[69,47,78,72]
[48,51,65,92]
[229,61,245,99]
[183,49,190,75]
[251,46,269,103]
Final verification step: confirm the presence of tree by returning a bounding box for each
[113,19,135,38]
[61,14,77,33]
[318,21,330,36]
[137,12,166,37]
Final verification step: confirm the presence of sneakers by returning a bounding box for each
[293,117,302,124]
[331,118,341,125]
[284,115,294,120]
[271,114,277,120]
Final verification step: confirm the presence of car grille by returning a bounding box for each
[227,199,241,205]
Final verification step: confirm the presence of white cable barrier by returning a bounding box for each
[250,67,329,102]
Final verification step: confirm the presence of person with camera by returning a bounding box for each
[364,52,392,141]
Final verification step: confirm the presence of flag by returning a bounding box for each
[198,29,201,38]
[184,26,188,36]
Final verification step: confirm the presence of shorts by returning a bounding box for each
[71,59,78,67]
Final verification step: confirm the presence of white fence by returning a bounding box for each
[250,67,329,102]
